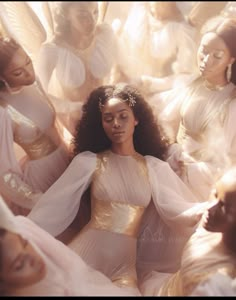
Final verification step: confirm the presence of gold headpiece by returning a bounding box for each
[99,93,136,111]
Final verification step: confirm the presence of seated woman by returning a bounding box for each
[0,37,70,215]
[28,83,206,293]
[159,16,236,201]
[149,166,236,296]
[0,195,138,296]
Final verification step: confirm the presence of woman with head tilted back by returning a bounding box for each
[28,83,205,294]
[0,37,70,215]
[160,16,236,201]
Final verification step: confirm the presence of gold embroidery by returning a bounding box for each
[89,197,145,238]
[0,172,38,209]
[112,274,137,288]
[18,134,57,160]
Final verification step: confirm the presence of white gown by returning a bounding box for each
[36,23,131,135]
[28,150,205,293]
[160,77,236,201]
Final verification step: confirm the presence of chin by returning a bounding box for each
[25,78,35,86]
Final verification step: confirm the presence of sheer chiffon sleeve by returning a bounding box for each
[0,106,21,175]
[0,107,41,209]
[28,151,97,236]
[146,156,206,235]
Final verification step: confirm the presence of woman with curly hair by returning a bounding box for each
[28,83,205,295]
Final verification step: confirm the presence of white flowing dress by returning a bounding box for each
[28,150,205,294]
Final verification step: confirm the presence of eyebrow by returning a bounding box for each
[103,109,128,116]
[201,45,225,52]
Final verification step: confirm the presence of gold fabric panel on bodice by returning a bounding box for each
[7,105,57,160]
[90,196,146,238]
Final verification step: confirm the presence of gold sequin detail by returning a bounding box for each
[89,196,145,238]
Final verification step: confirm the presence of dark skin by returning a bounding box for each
[203,173,236,253]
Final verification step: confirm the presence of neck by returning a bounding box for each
[204,75,228,86]
[111,143,136,156]
[203,77,229,91]
[68,28,94,50]
[222,227,236,254]
[3,85,24,95]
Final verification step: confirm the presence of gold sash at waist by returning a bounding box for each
[89,197,146,238]
[19,134,58,160]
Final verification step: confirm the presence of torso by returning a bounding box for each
[69,150,152,288]
[0,82,60,160]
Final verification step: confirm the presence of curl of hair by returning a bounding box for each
[201,16,236,85]
[73,83,169,160]
[0,228,7,271]
[223,224,236,254]
[0,37,20,90]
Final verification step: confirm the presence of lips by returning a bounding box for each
[199,65,206,72]
[113,131,124,136]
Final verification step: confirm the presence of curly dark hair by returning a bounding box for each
[73,83,169,160]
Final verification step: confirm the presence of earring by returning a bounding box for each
[227,63,232,82]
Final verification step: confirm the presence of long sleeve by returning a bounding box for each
[146,156,206,235]
[28,151,97,237]
[36,42,59,92]
[0,106,44,210]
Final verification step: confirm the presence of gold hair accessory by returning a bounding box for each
[98,94,136,112]
[126,92,136,107]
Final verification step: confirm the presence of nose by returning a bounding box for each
[202,54,210,64]
[113,118,121,128]
[24,66,35,79]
